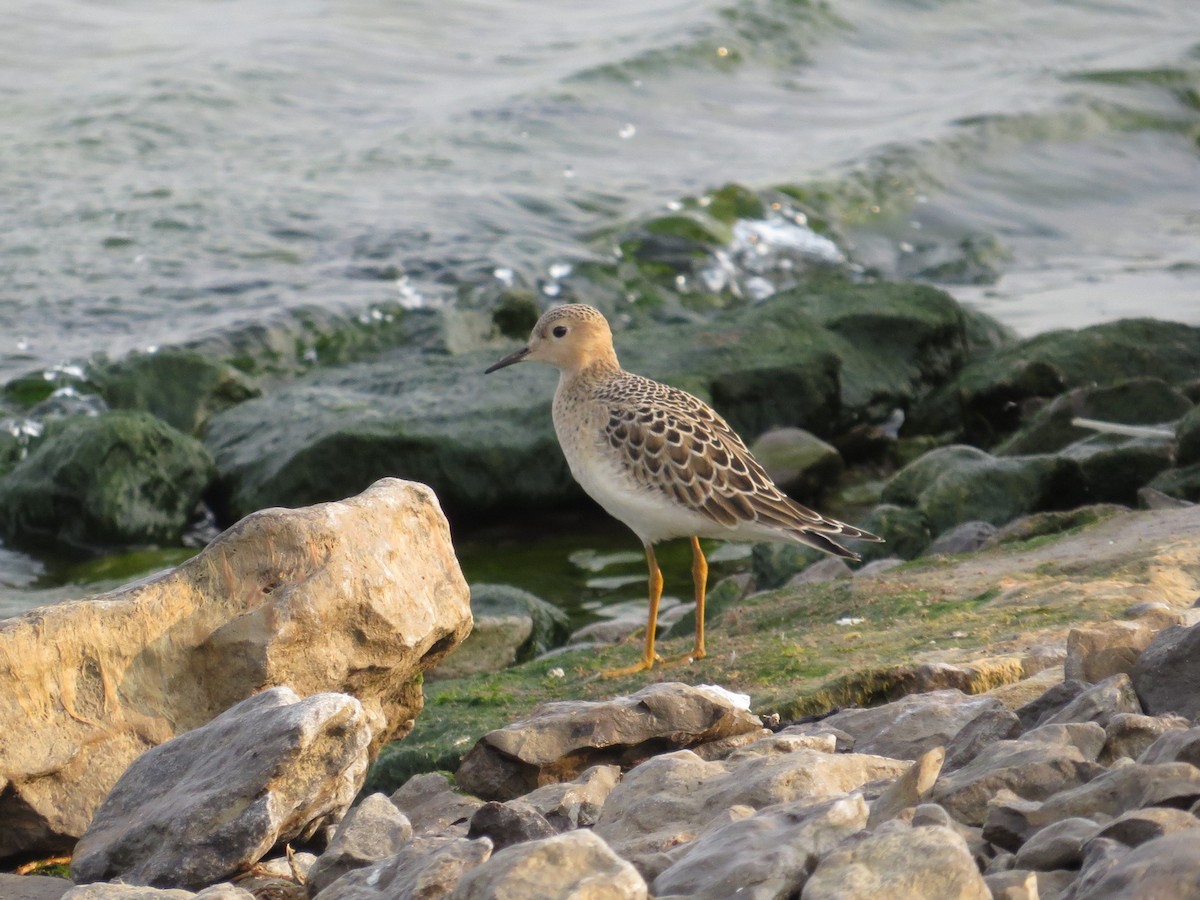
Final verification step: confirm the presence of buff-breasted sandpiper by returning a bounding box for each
[485,303,882,675]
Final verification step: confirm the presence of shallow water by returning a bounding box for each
[1,0,1198,612]
[3,0,1198,383]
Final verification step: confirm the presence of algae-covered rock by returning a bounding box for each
[432,584,570,679]
[1058,434,1175,505]
[750,542,825,590]
[0,410,215,550]
[882,445,1087,534]
[910,319,1200,442]
[748,427,843,500]
[997,377,1193,456]
[855,503,931,562]
[88,349,261,436]
[1177,406,1200,468]
[986,505,1130,547]
[207,282,987,521]
[881,445,992,506]
[1147,463,1200,503]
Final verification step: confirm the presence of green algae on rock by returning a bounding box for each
[996,377,1193,456]
[909,319,1200,443]
[883,445,1088,535]
[432,584,571,680]
[88,349,261,436]
[0,410,216,551]
[206,280,994,523]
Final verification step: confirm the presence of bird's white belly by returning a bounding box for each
[561,442,717,545]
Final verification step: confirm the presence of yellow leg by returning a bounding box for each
[691,535,708,660]
[602,544,663,677]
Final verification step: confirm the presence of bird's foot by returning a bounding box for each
[600,653,662,678]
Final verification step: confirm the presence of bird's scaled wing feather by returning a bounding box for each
[600,378,882,548]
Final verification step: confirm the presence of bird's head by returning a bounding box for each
[485,304,618,375]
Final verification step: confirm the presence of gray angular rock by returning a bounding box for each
[71,688,375,889]
[801,824,989,900]
[1070,837,1127,899]
[317,836,492,900]
[1102,713,1189,765]
[1131,622,1200,720]
[1090,806,1200,849]
[785,556,854,586]
[448,830,647,900]
[455,683,762,801]
[912,803,954,828]
[0,873,74,900]
[854,558,904,578]
[1022,722,1107,761]
[307,793,414,896]
[982,762,1200,850]
[390,773,486,837]
[943,705,1023,771]
[1075,830,1200,898]
[1015,679,1089,730]
[867,747,945,828]
[808,691,1005,761]
[1013,817,1098,871]
[593,749,907,880]
[653,795,868,900]
[467,801,557,852]
[932,739,1102,826]
[516,765,621,830]
[1038,673,1141,729]
[1139,725,1200,767]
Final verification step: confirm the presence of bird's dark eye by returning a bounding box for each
[552,325,568,338]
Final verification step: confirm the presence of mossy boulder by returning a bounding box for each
[909,319,1200,442]
[89,349,261,436]
[207,281,993,522]
[996,377,1193,456]
[1177,406,1200,468]
[882,445,1088,534]
[1058,435,1175,506]
[1148,463,1200,503]
[856,504,932,562]
[431,584,571,680]
[0,411,216,551]
[748,428,843,500]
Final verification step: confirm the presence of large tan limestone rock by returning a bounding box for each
[0,478,471,860]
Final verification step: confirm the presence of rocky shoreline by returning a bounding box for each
[2,196,1200,897]
[5,499,1200,899]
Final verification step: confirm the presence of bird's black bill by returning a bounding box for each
[484,346,530,373]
